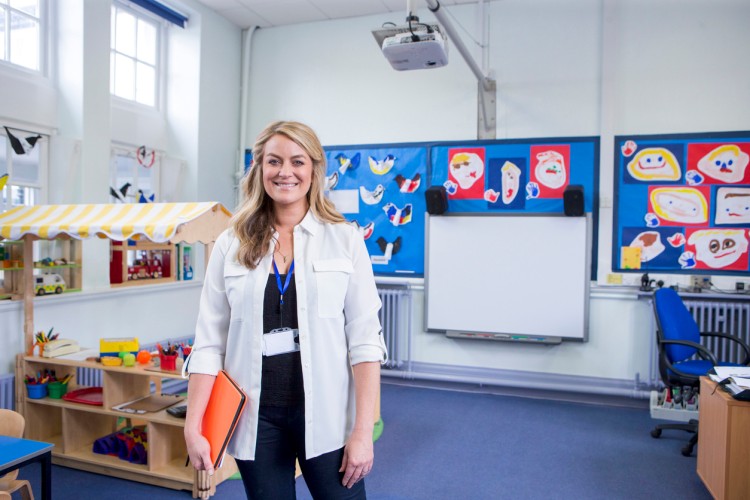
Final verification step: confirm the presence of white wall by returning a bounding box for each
[244,0,750,388]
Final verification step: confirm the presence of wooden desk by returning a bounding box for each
[0,435,53,500]
[697,377,750,500]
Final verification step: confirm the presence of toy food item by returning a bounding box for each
[136,350,152,365]
[697,144,749,183]
[627,147,681,181]
[123,353,136,367]
[101,356,123,367]
[650,187,708,224]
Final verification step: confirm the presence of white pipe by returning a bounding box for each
[238,26,258,181]
[406,0,415,19]
[424,0,492,91]
[381,369,651,400]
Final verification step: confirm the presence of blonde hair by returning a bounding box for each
[231,121,345,269]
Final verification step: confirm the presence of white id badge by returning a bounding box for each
[263,327,300,356]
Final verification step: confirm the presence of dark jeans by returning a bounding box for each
[236,405,366,500]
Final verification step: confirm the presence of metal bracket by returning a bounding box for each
[477,79,497,140]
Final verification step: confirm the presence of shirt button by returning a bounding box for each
[305,363,310,368]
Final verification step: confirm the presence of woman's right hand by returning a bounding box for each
[185,429,214,475]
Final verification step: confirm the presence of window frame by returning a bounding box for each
[0,0,48,74]
[0,125,49,213]
[110,143,161,204]
[110,0,164,109]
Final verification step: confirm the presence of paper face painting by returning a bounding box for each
[529,145,569,197]
[625,146,682,182]
[686,228,749,270]
[486,158,526,210]
[647,186,709,226]
[447,148,485,199]
[688,142,750,184]
[715,187,750,225]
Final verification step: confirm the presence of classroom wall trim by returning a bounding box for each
[382,361,650,399]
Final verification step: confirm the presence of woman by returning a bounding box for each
[184,121,388,499]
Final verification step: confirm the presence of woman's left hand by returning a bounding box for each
[339,429,374,488]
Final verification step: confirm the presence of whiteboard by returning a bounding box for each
[425,214,591,341]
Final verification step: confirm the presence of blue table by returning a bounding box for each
[0,435,53,500]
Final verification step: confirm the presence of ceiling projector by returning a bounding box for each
[372,24,448,71]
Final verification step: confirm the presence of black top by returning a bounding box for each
[260,272,304,407]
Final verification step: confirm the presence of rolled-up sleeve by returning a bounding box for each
[344,229,388,366]
[187,231,232,375]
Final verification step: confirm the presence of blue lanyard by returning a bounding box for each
[273,259,295,326]
[273,259,294,304]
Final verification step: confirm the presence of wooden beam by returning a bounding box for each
[23,234,35,353]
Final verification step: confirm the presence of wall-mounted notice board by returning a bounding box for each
[425,214,591,342]
[429,137,599,214]
[613,131,750,275]
[324,144,428,276]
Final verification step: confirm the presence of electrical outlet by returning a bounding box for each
[690,275,711,290]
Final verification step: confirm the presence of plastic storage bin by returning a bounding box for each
[26,383,48,399]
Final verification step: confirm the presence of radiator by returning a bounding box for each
[650,298,750,388]
[0,373,14,410]
[377,285,412,369]
[686,299,750,365]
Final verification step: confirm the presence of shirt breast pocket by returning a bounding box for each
[223,261,248,311]
[313,259,353,318]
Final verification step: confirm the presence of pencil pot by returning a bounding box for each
[26,383,48,399]
[48,381,68,399]
[160,353,178,371]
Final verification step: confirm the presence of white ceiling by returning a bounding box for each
[192,0,478,29]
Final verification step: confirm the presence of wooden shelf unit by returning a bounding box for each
[0,239,82,299]
[18,354,237,498]
[697,377,750,500]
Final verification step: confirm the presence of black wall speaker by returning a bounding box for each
[425,185,448,215]
[563,185,584,216]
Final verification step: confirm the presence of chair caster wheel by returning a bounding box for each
[651,428,662,438]
[681,445,693,457]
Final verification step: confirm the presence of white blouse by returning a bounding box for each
[186,211,388,460]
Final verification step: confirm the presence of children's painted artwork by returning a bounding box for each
[613,131,750,274]
[430,138,598,214]
[324,145,427,276]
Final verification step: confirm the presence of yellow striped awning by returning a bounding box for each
[0,202,232,243]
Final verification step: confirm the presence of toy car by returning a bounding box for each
[35,273,66,295]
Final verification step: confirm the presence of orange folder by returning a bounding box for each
[202,369,248,469]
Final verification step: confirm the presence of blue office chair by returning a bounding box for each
[650,288,750,456]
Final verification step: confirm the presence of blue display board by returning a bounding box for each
[613,131,750,275]
[429,137,599,214]
[324,144,428,276]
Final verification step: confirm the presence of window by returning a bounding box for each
[110,1,160,107]
[0,0,44,71]
[110,146,160,203]
[0,128,46,212]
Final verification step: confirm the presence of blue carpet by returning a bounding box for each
[18,382,710,499]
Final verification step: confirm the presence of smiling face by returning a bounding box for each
[627,147,681,181]
[534,150,566,189]
[262,134,313,215]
